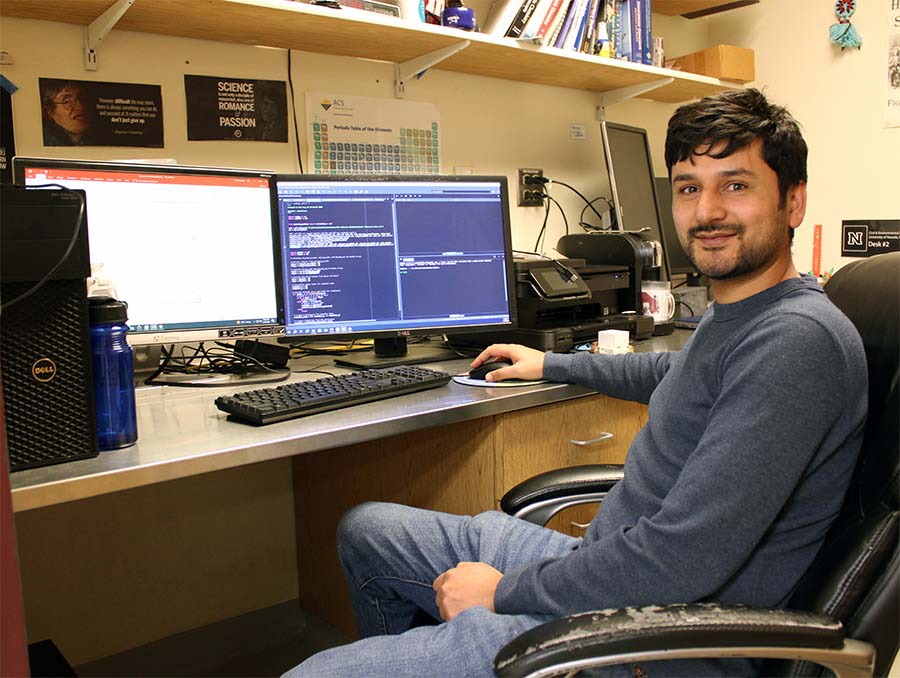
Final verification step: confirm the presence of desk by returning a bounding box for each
[10,331,691,666]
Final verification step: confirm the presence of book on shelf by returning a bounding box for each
[570,0,591,52]
[533,0,566,41]
[505,0,542,37]
[616,0,632,61]
[630,0,643,64]
[605,0,619,58]
[546,0,574,45]
[554,0,582,48]
[521,0,560,39]
[581,0,600,53]
[481,0,523,35]
[641,0,652,64]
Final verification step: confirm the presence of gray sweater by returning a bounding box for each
[494,277,867,672]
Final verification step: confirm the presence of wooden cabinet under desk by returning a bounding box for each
[292,392,648,637]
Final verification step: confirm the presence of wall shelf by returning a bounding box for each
[654,0,759,18]
[0,0,736,103]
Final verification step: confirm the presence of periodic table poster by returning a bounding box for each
[305,92,440,175]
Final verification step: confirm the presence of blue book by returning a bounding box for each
[571,0,590,51]
[560,0,588,50]
[553,0,578,47]
[630,0,642,63]
[641,0,652,64]
[616,0,632,61]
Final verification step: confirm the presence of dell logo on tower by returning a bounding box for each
[31,357,58,383]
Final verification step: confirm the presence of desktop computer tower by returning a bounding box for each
[0,188,98,471]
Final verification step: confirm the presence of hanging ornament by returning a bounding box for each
[830,0,862,50]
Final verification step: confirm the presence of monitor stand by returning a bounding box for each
[333,337,458,369]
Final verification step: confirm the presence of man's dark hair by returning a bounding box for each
[664,88,807,207]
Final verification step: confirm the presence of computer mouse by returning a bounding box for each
[468,359,513,381]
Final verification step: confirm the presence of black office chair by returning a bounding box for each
[495,252,899,678]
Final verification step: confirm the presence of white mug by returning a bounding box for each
[641,280,675,323]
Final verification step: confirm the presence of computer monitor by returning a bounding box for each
[13,157,284,356]
[600,120,670,280]
[273,175,517,368]
[654,176,701,280]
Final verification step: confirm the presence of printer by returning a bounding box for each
[456,231,670,353]
[558,230,675,336]
[457,235,662,352]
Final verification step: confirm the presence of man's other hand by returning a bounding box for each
[433,562,503,621]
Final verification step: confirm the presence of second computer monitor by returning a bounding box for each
[274,175,516,367]
[654,176,700,279]
[600,120,670,280]
[13,157,283,347]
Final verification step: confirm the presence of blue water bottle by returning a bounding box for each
[89,297,138,450]
[441,0,476,30]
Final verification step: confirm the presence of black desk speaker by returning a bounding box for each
[0,188,98,471]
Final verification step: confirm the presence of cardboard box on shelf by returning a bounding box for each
[666,44,754,83]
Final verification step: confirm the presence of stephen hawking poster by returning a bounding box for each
[184,75,288,142]
[39,78,163,147]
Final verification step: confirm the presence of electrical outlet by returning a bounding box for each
[517,168,544,207]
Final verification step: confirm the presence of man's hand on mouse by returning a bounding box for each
[471,344,546,382]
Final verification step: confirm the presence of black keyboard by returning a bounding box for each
[215,365,452,425]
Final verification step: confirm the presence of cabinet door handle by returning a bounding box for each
[570,521,591,531]
[569,432,613,447]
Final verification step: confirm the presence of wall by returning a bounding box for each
[704,1,898,274]
[5,8,891,268]
[0,14,689,257]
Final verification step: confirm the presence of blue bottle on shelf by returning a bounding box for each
[441,0,476,31]
[89,297,138,450]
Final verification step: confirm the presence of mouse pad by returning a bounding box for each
[452,375,550,388]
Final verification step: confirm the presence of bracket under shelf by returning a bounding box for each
[84,0,135,71]
[394,41,471,98]
[596,77,675,119]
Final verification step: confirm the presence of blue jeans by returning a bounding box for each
[282,501,632,678]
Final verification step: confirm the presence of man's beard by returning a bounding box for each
[683,221,789,281]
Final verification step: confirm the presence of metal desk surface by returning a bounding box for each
[9,331,691,512]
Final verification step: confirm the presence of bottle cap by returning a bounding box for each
[89,296,129,324]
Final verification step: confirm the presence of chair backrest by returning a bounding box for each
[771,253,899,677]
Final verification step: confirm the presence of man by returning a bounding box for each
[40,80,92,146]
[283,89,867,677]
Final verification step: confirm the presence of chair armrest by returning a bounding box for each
[494,602,876,678]
[499,464,624,526]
